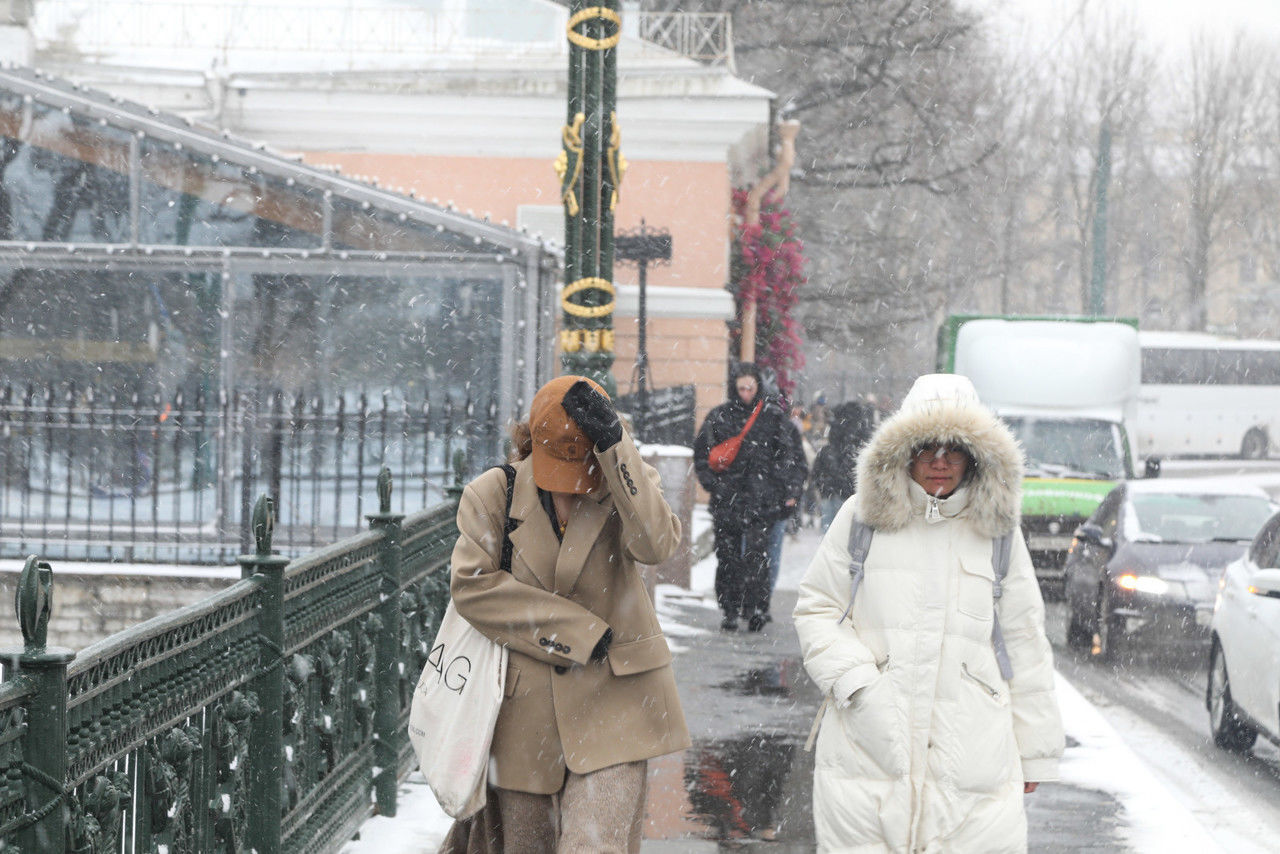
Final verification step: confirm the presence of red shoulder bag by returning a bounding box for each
[707,400,764,473]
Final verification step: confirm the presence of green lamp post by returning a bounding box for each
[555,0,624,394]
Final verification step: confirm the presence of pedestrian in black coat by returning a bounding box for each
[810,400,876,530]
[693,363,808,631]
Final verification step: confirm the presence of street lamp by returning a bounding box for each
[556,0,623,392]
[615,220,672,440]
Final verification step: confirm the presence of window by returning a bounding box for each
[1004,416,1127,479]
[1096,488,1124,539]
[1141,345,1280,385]
[1128,494,1275,544]
[1141,348,1204,384]
[1248,512,1280,569]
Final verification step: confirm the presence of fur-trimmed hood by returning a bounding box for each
[853,374,1023,538]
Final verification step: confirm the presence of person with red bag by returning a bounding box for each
[693,363,808,632]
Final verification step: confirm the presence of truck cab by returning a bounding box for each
[1000,409,1134,596]
[939,316,1154,598]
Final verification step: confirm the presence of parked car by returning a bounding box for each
[1064,479,1276,660]
[1207,509,1280,752]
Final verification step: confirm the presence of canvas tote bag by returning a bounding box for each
[409,465,516,819]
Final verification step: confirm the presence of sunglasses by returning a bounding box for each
[912,444,969,466]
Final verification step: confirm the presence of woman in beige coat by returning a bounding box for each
[440,375,691,854]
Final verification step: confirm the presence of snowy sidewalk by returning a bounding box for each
[343,518,1228,853]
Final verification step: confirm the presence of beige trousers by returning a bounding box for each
[438,760,648,854]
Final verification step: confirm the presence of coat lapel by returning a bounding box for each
[555,487,614,595]
[506,462,558,591]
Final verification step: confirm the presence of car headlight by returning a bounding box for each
[1115,573,1170,595]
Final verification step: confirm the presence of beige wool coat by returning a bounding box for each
[450,433,692,794]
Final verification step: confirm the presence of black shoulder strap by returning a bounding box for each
[498,463,517,574]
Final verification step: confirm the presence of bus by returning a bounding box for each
[1135,331,1280,459]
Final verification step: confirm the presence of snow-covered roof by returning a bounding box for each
[1124,478,1271,498]
[1138,330,1280,351]
[26,0,772,166]
[35,0,567,74]
[0,62,559,258]
[32,0,756,85]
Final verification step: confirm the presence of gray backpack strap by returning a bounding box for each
[990,533,1014,680]
[840,520,875,624]
[809,519,874,754]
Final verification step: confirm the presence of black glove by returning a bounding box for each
[562,380,623,451]
[590,628,613,662]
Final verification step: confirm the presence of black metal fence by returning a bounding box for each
[615,384,697,447]
[0,384,501,563]
[0,477,458,853]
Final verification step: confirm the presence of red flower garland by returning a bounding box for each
[732,188,807,401]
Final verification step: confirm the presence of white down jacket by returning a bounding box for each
[794,375,1064,854]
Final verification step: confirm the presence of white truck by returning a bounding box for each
[938,315,1154,597]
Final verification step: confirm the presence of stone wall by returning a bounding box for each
[0,566,240,652]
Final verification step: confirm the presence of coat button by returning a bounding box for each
[554,665,568,674]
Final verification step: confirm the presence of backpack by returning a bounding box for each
[804,521,1015,752]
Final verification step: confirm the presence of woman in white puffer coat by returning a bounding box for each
[794,374,1063,853]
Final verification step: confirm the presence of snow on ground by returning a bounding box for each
[340,772,454,854]
[0,558,241,578]
[1055,675,1230,853]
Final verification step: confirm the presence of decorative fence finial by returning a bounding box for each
[252,495,276,557]
[377,467,393,514]
[15,555,52,653]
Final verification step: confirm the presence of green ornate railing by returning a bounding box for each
[0,466,457,853]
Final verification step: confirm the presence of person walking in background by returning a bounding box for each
[794,374,1063,853]
[810,400,876,531]
[694,363,807,632]
[441,375,690,854]
[765,414,810,617]
[808,391,830,440]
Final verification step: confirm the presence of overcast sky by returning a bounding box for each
[963,0,1280,53]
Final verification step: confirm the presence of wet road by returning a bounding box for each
[644,584,1127,852]
[640,460,1280,851]
[643,587,818,852]
[1046,601,1280,853]
[1039,457,1280,851]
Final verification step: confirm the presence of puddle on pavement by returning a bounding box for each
[646,733,810,845]
[716,658,803,698]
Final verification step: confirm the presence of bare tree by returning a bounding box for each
[1170,32,1267,330]
[1032,2,1158,315]
[1231,58,1280,335]
[728,0,997,195]
[726,1,1005,367]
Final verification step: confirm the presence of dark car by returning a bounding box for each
[1064,478,1277,660]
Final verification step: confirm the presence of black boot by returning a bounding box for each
[747,612,767,632]
[720,615,739,631]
